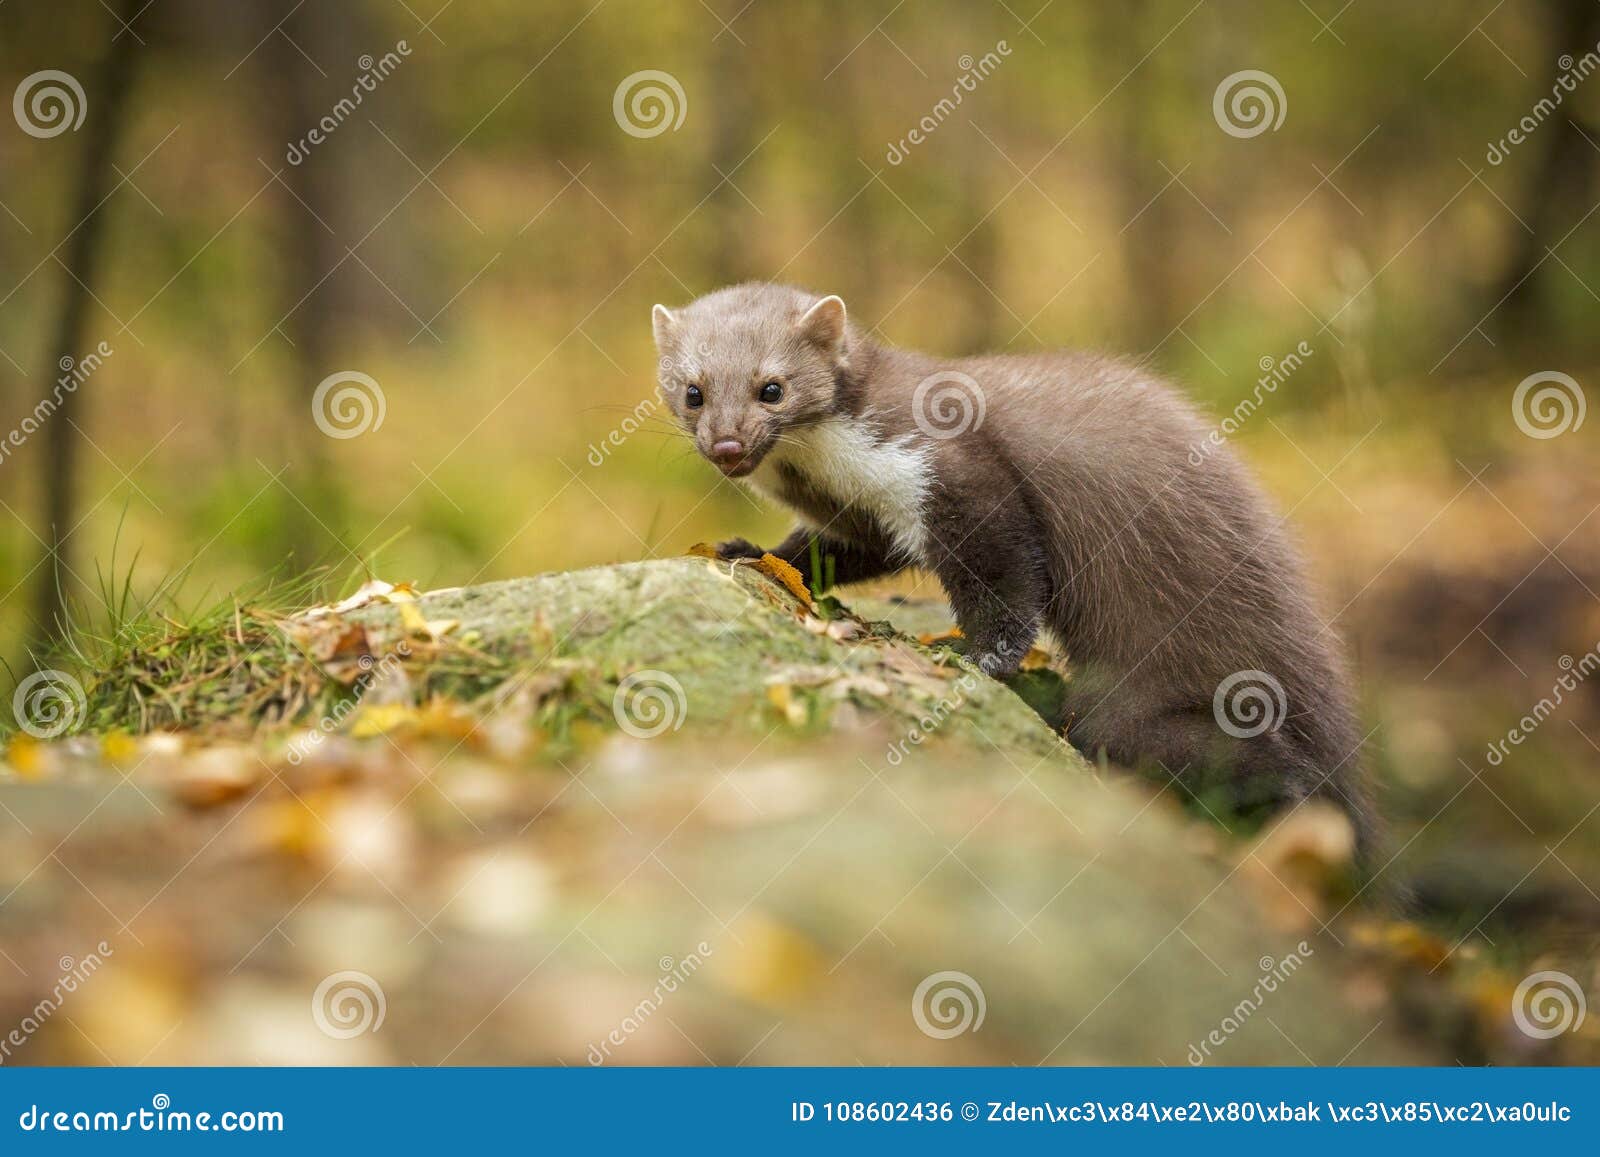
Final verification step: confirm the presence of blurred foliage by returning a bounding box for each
[0,1,1598,969]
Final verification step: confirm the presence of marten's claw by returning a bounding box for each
[714,537,766,561]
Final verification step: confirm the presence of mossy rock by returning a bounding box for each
[0,559,1507,1066]
[353,559,1075,753]
[77,558,1076,767]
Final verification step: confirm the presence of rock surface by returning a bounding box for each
[0,559,1570,1065]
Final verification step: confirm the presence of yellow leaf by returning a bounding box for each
[349,703,421,738]
[254,790,335,859]
[687,542,721,559]
[414,699,479,741]
[100,730,140,766]
[1019,646,1054,671]
[757,553,812,606]
[4,735,45,780]
[710,914,825,1008]
[766,682,808,726]
[1351,918,1454,972]
[396,600,429,636]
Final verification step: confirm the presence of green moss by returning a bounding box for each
[53,558,1086,776]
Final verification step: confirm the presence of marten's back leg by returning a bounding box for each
[1060,681,1355,813]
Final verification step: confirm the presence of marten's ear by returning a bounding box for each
[651,304,678,351]
[796,295,847,349]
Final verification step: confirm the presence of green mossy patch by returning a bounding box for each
[64,558,1081,773]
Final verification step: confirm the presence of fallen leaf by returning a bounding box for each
[824,674,892,700]
[281,620,377,683]
[252,789,337,860]
[396,600,430,636]
[348,703,422,739]
[1241,801,1356,929]
[295,580,394,619]
[170,745,260,807]
[710,913,825,1008]
[412,699,480,741]
[294,578,422,619]
[686,542,721,560]
[1350,918,1454,972]
[756,553,813,607]
[3,735,48,781]
[766,683,808,726]
[100,730,140,766]
[1019,646,1054,671]
[825,618,864,642]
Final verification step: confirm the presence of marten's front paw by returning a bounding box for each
[969,634,1026,680]
[975,652,1022,680]
[715,537,767,561]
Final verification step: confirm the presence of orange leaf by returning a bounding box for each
[757,553,813,606]
[1020,646,1054,670]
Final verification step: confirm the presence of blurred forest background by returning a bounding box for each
[1,0,1598,915]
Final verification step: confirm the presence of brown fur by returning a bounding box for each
[652,283,1376,855]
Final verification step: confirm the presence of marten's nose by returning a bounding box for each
[709,439,745,464]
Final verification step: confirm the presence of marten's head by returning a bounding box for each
[651,284,850,478]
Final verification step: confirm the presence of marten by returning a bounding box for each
[651,283,1375,856]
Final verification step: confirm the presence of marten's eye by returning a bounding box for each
[684,385,704,408]
[759,381,783,404]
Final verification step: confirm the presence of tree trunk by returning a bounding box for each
[263,0,363,563]
[1489,0,1600,343]
[1104,0,1180,352]
[34,0,142,641]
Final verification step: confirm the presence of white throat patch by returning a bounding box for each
[745,416,933,564]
